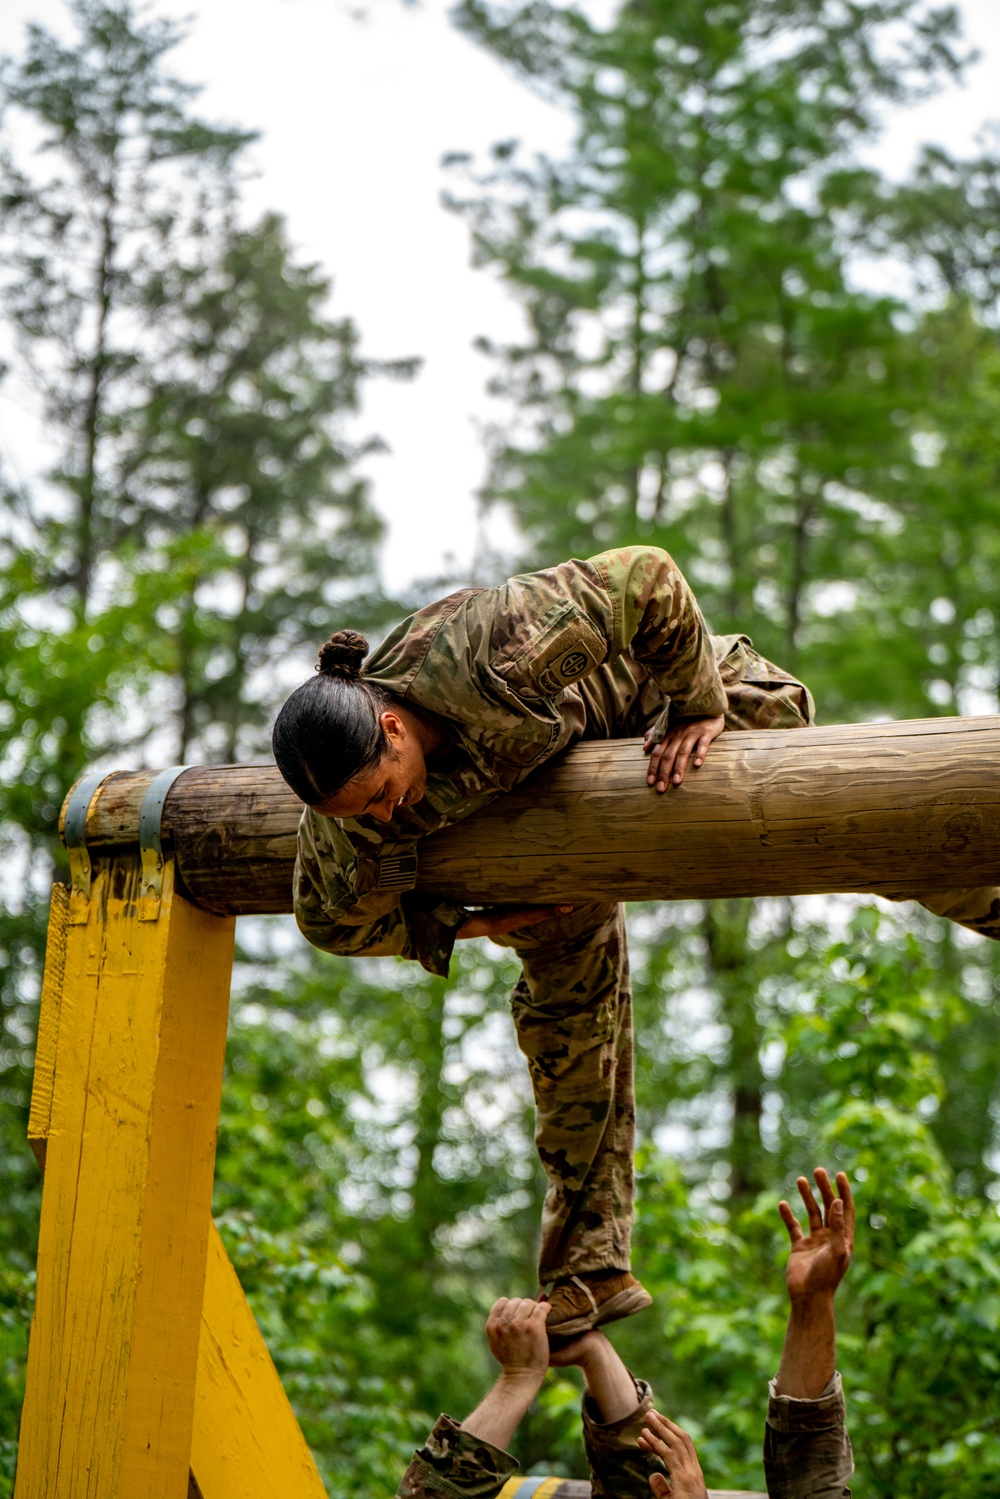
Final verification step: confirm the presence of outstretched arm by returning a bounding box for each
[638,1410,708,1499]
[394,1298,550,1499]
[548,1327,639,1423]
[462,1298,551,1450]
[774,1168,854,1399]
[764,1168,856,1499]
[551,1331,707,1499]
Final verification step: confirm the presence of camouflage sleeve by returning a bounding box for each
[764,1373,853,1498]
[496,548,726,721]
[293,807,467,978]
[395,1413,518,1499]
[714,635,816,733]
[581,1376,660,1499]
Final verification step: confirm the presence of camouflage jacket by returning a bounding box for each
[396,1376,853,1498]
[582,1375,659,1498]
[294,547,814,976]
[394,1414,517,1498]
[764,1373,853,1498]
[394,1381,658,1499]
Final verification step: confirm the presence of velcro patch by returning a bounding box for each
[527,620,605,695]
[375,853,418,892]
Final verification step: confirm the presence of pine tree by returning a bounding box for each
[446,0,977,1217]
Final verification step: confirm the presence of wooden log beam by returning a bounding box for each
[63,716,1000,917]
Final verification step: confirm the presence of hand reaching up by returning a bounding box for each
[779,1168,855,1303]
[638,1410,708,1498]
[484,1296,552,1382]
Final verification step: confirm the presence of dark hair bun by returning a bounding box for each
[317,629,369,680]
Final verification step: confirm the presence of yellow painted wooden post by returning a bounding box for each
[26,882,69,1173]
[16,858,235,1499]
[190,1222,327,1497]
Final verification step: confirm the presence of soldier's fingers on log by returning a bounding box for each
[778,1199,803,1243]
[797,1175,824,1231]
[647,717,725,788]
[646,734,687,789]
[668,734,696,786]
[691,714,725,767]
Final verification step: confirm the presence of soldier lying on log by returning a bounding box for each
[393,1167,856,1499]
[271,546,1000,1336]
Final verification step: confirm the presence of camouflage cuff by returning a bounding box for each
[396,1413,518,1498]
[766,1372,846,1433]
[406,898,469,977]
[582,1377,658,1499]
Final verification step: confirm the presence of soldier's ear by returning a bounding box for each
[379,710,406,746]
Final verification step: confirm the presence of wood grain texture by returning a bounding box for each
[190,1221,328,1498]
[27,883,69,1172]
[62,716,1000,914]
[15,859,235,1499]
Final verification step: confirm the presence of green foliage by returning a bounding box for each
[600,915,1000,1495]
[210,934,546,1487]
[3,1,1000,1496]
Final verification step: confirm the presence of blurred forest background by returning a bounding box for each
[2,1,1000,1494]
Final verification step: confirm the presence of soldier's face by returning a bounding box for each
[314,710,428,823]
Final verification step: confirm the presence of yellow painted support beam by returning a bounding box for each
[27,883,69,1173]
[16,857,235,1499]
[190,1221,328,1497]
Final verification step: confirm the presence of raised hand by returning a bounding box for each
[643,714,725,790]
[484,1296,552,1382]
[779,1168,855,1302]
[638,1409,709,1498]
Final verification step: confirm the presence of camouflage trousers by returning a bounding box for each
[489,646,1000,1282]
[494,902,634,1280]
[494,880,1000,1284]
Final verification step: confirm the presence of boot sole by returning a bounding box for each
[547,1284,653,1338]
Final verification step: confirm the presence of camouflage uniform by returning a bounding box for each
[394,1374,854,1498]
[293,546,1000,1279]
[765,1373,853,1498]
[393,1380,659,1499]
[581,1375,660,1499]
[394,1414,517,1498]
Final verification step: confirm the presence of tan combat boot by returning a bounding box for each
[541,1270,653,1338]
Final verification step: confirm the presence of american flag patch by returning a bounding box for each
[376,853,418,892]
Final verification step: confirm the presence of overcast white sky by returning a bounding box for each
[1,0,998,591]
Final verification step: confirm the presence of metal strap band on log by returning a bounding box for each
[59,715,1000,918]
[63,771,109,924]
[138,766,192,920]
